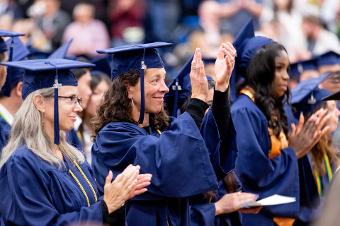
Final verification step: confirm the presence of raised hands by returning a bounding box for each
[214,42,237,92]
[190,48,208,102]
[288,108,331,159]
[103,165,152,214]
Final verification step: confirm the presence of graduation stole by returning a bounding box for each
[240,87,288,159]
[313,153,333,196]
[68,160,98,207]
[240,87,294,226]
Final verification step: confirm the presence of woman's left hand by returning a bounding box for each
[214,42,237,92]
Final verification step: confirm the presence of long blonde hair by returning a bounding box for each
[0,88,85,168]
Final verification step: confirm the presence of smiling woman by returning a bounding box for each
[0,59,151,226]
[91,42,258,226]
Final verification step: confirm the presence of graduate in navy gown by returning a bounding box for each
[291,80,340,225]
[230,20,329,226]
[0,30,25,90]
[0,36,29,152]
[165,53,250,226]
[313,91,340,226]
[91,42,258,226]
[0,58,151,226]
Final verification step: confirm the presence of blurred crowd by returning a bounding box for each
[0,0,339,64]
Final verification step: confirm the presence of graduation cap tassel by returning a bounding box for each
[9,39,14,61]
[138,70,145,124]
[173,79,179,117]
[138,49,147,124]
[54,77,60,145]
[46,61,61,145]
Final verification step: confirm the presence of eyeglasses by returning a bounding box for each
[58,95,83,106]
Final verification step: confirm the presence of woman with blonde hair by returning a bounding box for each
[291,80,340,225]
[0,58,151,226]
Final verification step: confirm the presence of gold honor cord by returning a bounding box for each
[314,153,333,196]
[69,169,91,207]
[68,161,98,207]
[73,160,98,202]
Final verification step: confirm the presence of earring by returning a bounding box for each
[41,112,45,128]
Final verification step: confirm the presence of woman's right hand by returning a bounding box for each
[103,165,141,214]
[288,108,331,159]
[214,192,258,215]
[190,48,208,103]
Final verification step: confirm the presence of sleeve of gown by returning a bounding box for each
[231,107,299,216]
[200,89,238,180]
[92,112,218,199]
[189,203,216,226]
[1,157,103,226]
[0,120,10,153]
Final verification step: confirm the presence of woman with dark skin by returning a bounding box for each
[231,28,330,225]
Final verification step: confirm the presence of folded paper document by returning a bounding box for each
[243,194,296,208]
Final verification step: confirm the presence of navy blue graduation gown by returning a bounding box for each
[231,95,300,226]
[0,116,11,153]
[0,145,104,226]
[200,110,242,226]
[92,112,219,226]
[284,104,320,225]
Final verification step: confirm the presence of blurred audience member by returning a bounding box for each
[0,13,14,31]
[263,0,309,62]
[301,14,340,55]
[36,0,71,49]
[108,0,145,45]
[12,19,51,52]
[144,0,180,42]
[63,3,110,57]
[0,0,24,19]
[218,0,268,38]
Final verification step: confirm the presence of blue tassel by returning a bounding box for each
[172,79,179,117]
[54,87,60,144]
[138,69,145,124]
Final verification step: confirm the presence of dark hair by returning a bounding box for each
[303,15,322,26]
[93,70,169,134]
[0,52,6,62]
[71,57,91,80]
[90,71,111,91]
[71,68,89,80]
[273,0,293,13]
[245,42,289,137]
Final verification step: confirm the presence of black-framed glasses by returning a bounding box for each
[57,95,83,106]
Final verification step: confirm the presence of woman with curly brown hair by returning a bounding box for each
[91,42,258,226]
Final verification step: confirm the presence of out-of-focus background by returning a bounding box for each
[0,0,338,70]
